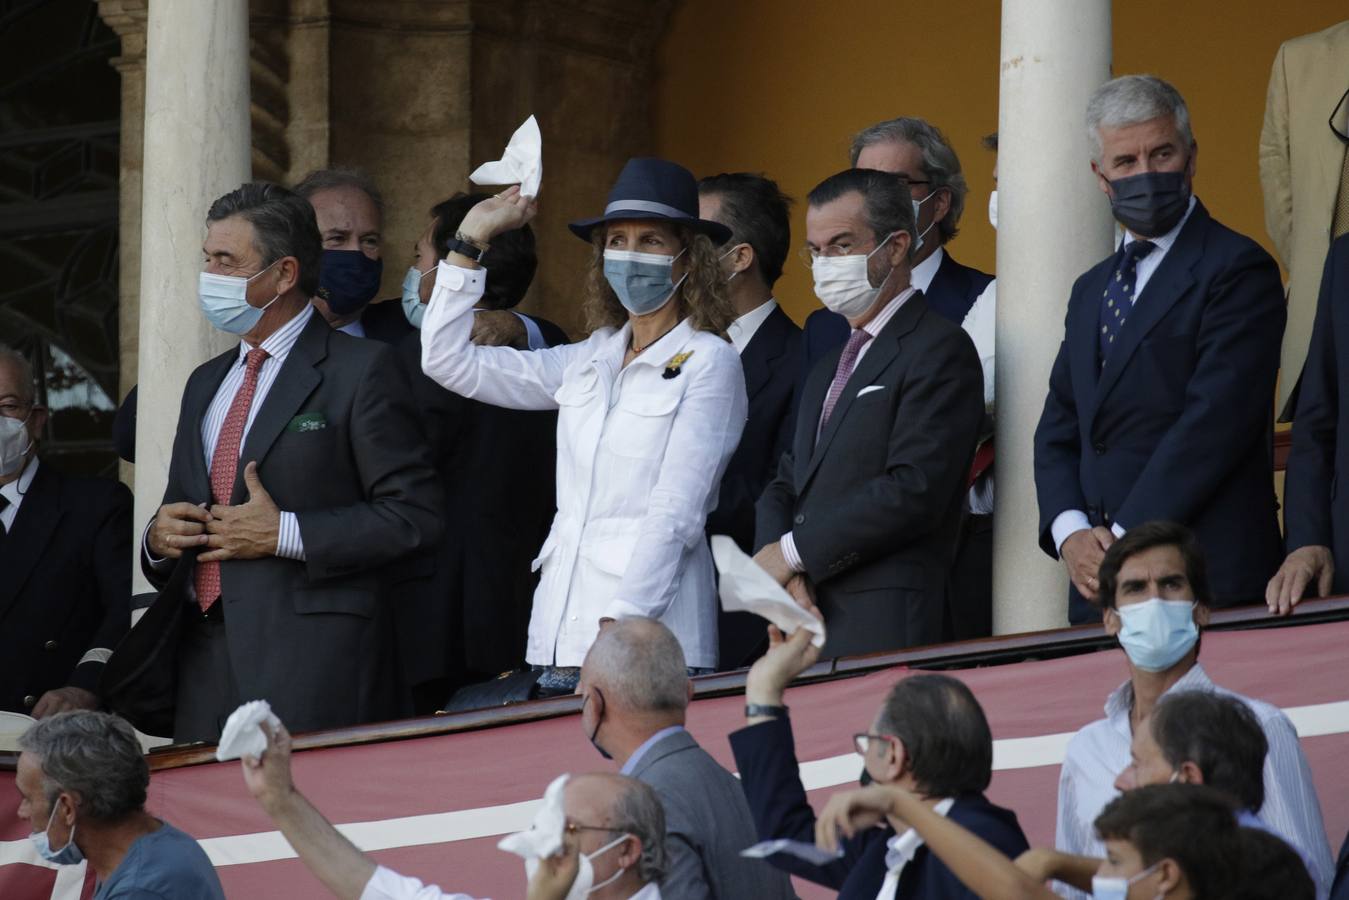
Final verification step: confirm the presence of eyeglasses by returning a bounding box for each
[798,239,880,267]
[565,821,620,837]
[853,733,896,755]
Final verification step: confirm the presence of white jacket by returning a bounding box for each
[420,262,747,668]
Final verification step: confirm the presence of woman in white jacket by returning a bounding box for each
[420,158,748,692]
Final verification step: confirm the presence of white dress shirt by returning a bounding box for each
[360,865,664,900]
[338,318,366,338]
[1049,196,1200,552]
[1054,662,1334,899]
[875,798,955,900]
[142,305,313,567]
[0,454,38,533]
[910,245,944,295]
[420,261,746,668]
[780,287,916,573]
[727,298,778,354]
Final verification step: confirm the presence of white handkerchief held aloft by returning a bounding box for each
[215,700,282,762]
[498,772,569,860]
[470,115,542,198]
[741,838,845,866]
[711,535,826,648]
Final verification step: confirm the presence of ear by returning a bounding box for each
[1186,141,1198,179]
[884,737,909,783]
[1103,606,1122,636]
[275,256,301,296]
[1177,760,1204,786]
[930,187,952,227]
[28,405,48,436]
[1090,160,1112,197]
[57,791,77,826]
[1194,604,1210,628]
[685,680,694,706]
[728,242,754,276]
[1155,858,1185,894]
[617,834,642,870]
[888,229,913,267]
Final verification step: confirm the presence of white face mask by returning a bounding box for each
[524,833,632,900]
[910,192,938,253]
[0,412,33,477]
[1091,861,1160,900]
[810,232,897,319]
[987,189,998,230]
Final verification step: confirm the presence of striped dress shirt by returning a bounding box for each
[1053,662,1334,899]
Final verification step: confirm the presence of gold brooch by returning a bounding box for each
[663,350,694,380]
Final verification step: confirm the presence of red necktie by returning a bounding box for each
[820,329,873,430]
[194,348,269,612]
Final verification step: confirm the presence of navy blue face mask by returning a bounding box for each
[318,250,383,316]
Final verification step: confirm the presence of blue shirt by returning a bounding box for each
[94,822,224,900]
[620,725,686,776]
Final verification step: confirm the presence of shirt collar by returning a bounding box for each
[1104,662,1212,730]
[1122,194,1198,254]
[862,286,918,339]
[619,725,686,776]
[239,303,314,363]
[627,882,662,900]
[884,797,955,872]
[337,318,366,339]
[910,246,945,295]
[0,454,38,506]
[727,298,777,354]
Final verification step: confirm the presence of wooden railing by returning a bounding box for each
[4,594,1334,774]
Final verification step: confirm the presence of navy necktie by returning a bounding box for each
[1099,239,1156,368]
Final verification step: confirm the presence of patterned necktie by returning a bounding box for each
[1099,240,1156,368]
[194,347,269,612]
[1333,140,1349,239]
[820,328,873,430]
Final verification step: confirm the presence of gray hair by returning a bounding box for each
[1086,75,1194,164]
[807,168,918,262]
[0,344,36,405]
[18,711,149,823]
[207,182,323,296]
[610,777,669,885]
[584,617,689,714]
[849,117,968,243]
[292,167,385,219]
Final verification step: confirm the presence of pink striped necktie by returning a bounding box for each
[820,329,873,430]
[194,347,269,612]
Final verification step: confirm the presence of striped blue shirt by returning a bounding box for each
[199,304,313,560]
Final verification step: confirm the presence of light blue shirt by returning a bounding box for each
[94,822,224,900]
[620,725,686,776]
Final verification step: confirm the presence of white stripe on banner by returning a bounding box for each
[4,699,1347,874]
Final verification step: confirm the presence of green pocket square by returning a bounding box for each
[287,412,327,433]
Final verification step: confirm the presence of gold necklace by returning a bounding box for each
[630,320,680,355]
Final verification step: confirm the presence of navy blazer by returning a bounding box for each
[1033,200,1284,615]
[1285,235,1349,591]
[729,718,1028,900]
[798,250,992,377]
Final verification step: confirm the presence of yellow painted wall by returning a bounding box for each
[654,1,1348,326]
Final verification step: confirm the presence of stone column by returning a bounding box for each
[992,0,1114,633]
[132,0,251,590]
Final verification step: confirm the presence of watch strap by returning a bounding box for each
[444,237,486,262]
[745,703,789,719]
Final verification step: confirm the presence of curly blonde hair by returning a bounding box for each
[582,224,735,337]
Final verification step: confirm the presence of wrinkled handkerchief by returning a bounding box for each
[741,838,845,866]
[215,700,282,762]
[470,115,542,197]
[711,535,826,648]
[498,772,569,860]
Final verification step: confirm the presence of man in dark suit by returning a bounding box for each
[1269,234,1349,614]
[394,192,565,712]
[579,617,794,900]
[755,168,984,657]
[697,172,802,668]
[731,625,1027,899]
[111,182,440,742]
[1034,75,1285,624]
[0,346,131,716]
[799,117,992,373]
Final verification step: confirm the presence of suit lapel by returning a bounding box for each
[0,463,63,620]
[802,293,923,489]
[232,315,326,501]
[740,306,790,401]
[1093,204,1206,411]
[1070,257,1114,418]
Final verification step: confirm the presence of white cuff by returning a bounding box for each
[1111,521,1126,539]
[276,512,306,561]
[1050,510,1093,555]
[515,312,547,350]
[780,532,805,573]
[142,520,174,571]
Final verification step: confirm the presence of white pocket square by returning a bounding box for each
[857,385,885,397]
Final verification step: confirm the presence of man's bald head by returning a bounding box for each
[565,773,668,886]
[581,618,689,715]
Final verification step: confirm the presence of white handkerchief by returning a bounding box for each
[215,700,282,762]
[498,772,569,860]
[470,115,542,198]
[711,535,826,648]
[741,838,844,866]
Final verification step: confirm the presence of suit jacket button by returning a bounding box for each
[1093,442,1106,455]
[794,514,805,525]
[23,695,36,708]
[44,640,58,651]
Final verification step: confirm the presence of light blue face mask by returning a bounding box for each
[198,260,280,335]
[401,264,435,330]
[603,247,687,316]
[1115,598,1198,672]
[30,799,84,866]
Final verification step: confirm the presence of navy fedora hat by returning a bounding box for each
[568,157,732,245]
